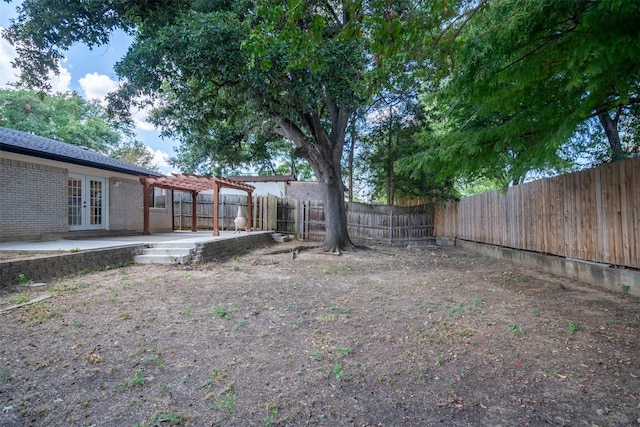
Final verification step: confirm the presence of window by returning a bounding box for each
[149,186,167,208]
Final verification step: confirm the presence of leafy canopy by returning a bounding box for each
[405,0,640,185]
[0,88,156,170]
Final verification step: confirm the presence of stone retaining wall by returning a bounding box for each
[195,232,275,262]
[1,246,144,289]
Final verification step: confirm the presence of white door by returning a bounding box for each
[68,174,107,231]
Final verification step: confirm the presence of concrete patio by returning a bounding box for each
[0,230,261,252]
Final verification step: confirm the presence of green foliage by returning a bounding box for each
[0,88,157,170]
[411,0,640,184]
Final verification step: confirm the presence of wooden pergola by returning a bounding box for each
[139,174,255,236]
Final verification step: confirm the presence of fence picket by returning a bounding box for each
[173,194,435,245]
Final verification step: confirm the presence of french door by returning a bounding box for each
[68,174,107,231]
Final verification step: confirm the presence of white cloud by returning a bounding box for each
[49,65,72,94]
[78,72,119,103]
[131,105,157,131]
[148,147,176,173]
[0,32,19,88]
[1,26,71,92]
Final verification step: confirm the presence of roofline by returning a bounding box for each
[0,143,161,177]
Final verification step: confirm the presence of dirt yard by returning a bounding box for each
[0,243,639,426]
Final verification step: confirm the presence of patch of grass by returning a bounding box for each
[18,274,33,285]
[626,321,638,328]
[140,354,164,370]
[0,369,13,383]
[309,351,323,361]
[234,319,247,329]
[183,304,192,317]
[337,346,351,357]
[568,321,582,336]
[77,268,91,275]
[332,363,344,381]
[448,302,464,317]
[9,292,29,305]
[508,322,525,334]
[127,369,145,387]
[208,305,230,319]
[317,263,353,275]
[151,411,184,425]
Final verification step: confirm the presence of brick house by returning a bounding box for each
[0,126,172,242]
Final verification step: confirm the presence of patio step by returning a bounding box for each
[134,243,197,264]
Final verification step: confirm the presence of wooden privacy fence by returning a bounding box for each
[434,157,640,269]
[173,193,435,245]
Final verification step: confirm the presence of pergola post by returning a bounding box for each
[191,190,198,232]
[247,191,253,232]
[212,183,220,236]
[143,180,151,235]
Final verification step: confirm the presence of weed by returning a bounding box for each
[626,321,638,328]
[0,369,13,383]
[157,381,166,390]
[436,356,445,366]
[69,247,80,253]
[141,354,163,370]
[508,322,525,334]
[109,290,118,303]
[225,395,237,413]
[568,321,582,336]
[73,322,84,328]
[621,284,631,293]
[9,292,29,305]
[18,274,33,285]
[77,268,91,275]
[449,302,464,317]
[337,346,351,357]
[234,319,247,330]
[127,369,145,387]
[183,304,192,317]
[151,411,184,425]
[309,351,323,361]
[209,305,230,319]
[211,368,227,382]
[293,316,304,329]
[332,363,344,381]
[532,308,541,317]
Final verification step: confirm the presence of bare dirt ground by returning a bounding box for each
[1,243,639,426]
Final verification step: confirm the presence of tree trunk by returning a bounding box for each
[316,159,354,252]
[598,110,622,157]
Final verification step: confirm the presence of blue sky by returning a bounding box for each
[0,1,177,173]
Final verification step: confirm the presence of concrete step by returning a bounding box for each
[140,247,194,256]
[134,254,192,264]
[134,243,196,264]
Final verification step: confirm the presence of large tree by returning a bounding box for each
[407,0,640,185]
[0,87,156,169]
[3,0,460,252]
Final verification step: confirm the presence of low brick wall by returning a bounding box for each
[196,232,275,262]
[1,246,144,289]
